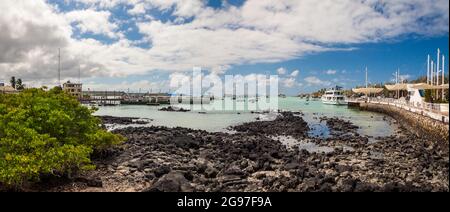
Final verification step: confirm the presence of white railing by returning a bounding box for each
[347,97,449,122]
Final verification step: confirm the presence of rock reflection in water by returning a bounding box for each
[308,123,330,139]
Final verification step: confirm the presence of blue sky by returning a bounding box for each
[1,0,449,95]
[228,36,449,94]
[87,35,449,94]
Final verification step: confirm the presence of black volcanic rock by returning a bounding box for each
[98,116,151,125]
[231,112,309,139]
[159,106,190,112]
[38,113,449,192]
[143,171,193,192]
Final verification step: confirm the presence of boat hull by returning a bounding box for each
[321,99,348,105]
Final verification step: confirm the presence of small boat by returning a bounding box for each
[321,86,347,105]
[147,102,161,106]
[248,97,258,103]
[236,97,246,102]
[82,102,99,110]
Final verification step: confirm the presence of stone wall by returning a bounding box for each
[358,102,449,144]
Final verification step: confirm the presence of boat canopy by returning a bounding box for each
[352,87,384,94]
[385,84,408,91]
[410,83,441,90]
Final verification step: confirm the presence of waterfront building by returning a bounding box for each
[63,81,83,99]
[0,85,18,94]
[82,90,125,105]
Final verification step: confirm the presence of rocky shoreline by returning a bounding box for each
[32,111,448,192]
[98,116,152,125]
[159,106,191,112]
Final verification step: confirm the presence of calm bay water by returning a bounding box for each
[94,97,397,138]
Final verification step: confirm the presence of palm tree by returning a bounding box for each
[10,76,16,89]
[16,79,25,90]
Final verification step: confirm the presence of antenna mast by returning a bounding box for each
[365,67,368,88]
[78,65,81,84]
[58,48,61,86]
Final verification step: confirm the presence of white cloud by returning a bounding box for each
[128,3,147,15]
[167,71,279,96]
[169,72,191,88]
[84,79,169,92]
[0,0,448,84]
[326,70,337,75]
[400,74,412,82]
[277,67,287,75]
[304,76,330,86]
[283,78,297,88]
[390,74,413,83]
[70,0,125,9]
[291,70,300,77]
[64,9,119,38]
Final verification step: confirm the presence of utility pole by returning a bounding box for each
[397,69,400,98]
[431,61,434,85]
[442,55,446,100]
[437,49,440,86]
[393,69,400,98]
[78,65,81,84]
[394,70,398,84]
[365,67,368,88]
[427,54,430,84]
[58,48,61,87]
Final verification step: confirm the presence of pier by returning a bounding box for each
[81,90,213,106]
[81,91,125,106]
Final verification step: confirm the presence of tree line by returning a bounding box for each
[9,76,25,90]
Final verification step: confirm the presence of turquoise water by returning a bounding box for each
[94,97,396,137]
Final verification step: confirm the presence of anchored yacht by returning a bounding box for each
[321,86,347,105]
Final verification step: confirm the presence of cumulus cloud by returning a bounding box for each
[0,0,448,84]
[391,74,413,83]
[277,67,287,75]
[325,70,337,75]
[283,78,297,88]
[65,9,119,38]
[167,71,279,96]
[291,70,300,77]
[400,74,412,82]
[304,76,330,86]
[83,79,169,92]
[128,3,147,15]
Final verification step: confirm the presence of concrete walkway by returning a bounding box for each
[348,98,449,123]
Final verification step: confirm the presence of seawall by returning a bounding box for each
[355,102,449,144]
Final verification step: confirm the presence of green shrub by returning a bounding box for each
[0,87,124,187]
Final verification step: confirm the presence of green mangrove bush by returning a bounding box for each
[0,87,124,187]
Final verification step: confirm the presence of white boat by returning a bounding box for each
[321,86,347,105]
[81,102,99,110]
